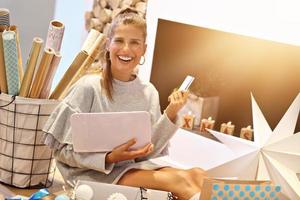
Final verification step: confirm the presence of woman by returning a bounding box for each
[42,8,206,200]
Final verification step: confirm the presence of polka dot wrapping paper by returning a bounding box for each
[210,183,281,200]
[200,178,282,200]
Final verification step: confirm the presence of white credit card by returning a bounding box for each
[178,75,195,91]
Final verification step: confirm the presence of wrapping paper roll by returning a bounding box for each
[0,25,8,93]
[45,20,65,53]
[68,34,105,88]
[0,8,10,26]
[2,30,19,96]
[39,52,62,99]
[63,34,105,98]
[49,50,89,100]
[9,25,23,82]
[29,48,55,98]
[81,29,100,55]
[19,37,43,97]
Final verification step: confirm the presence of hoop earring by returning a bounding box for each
[139,56,145,65]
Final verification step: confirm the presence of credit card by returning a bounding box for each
[178,75,195,91]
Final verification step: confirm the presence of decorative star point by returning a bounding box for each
[207,93,300,199]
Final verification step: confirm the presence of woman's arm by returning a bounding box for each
[136,89,188,161]
[54,144,115,174]
[105,138,153,163]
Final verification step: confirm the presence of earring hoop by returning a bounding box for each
[139,56,145,65]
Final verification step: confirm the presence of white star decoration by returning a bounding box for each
[206,93,300,200]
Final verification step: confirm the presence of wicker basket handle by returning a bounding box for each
[0,93,16,107]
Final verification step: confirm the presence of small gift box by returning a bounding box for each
[181,111,195,130]
[240,125,253,141]
[199,117,215,133]
[220,121,235,135]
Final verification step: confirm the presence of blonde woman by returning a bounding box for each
[42,8,206,200]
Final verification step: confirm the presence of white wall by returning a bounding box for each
[141,0,300,82]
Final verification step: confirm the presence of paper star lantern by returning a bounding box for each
[207,93,300,200]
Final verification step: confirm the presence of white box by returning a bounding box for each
[77,180,171,200]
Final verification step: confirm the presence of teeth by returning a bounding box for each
[118,55,132,61]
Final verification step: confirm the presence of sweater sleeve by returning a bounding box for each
[136,88,178,161]
[42,78,95,145]
[42,76,114,173]
[54,145,114,174]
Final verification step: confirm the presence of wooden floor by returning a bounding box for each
[0,168,66,198]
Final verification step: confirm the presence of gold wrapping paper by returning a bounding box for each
[49,51,89,100]
[0,25,8,93]
[9,25,23,83]
[29,48,54,98]
[64,34,105,96]
[81,29,100,55]
[39,52,61,99]
[19,37,43,97]
[46,20,65,53]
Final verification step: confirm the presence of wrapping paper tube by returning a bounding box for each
[29,48,54,98]
[67,34,105,90]
[49,50,89,100]
[2,30,19,95]
[9,25,23,82]
[39,52,61,99]
[0,25,8,93]
[0,8,10,26]
[45,20,65,53]
[19,37,43,97]
[81,29,100,55]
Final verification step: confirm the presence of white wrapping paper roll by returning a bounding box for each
[81,29,100,55]
[45,20,65,53]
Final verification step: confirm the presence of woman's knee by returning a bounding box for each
[187,167,206,177]
[187,167,207,188]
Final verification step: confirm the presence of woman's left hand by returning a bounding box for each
[165,90,189,123]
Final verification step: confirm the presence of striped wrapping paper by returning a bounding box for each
[2,30,19,96]
[0,8,10,26]
[45,20,65,53]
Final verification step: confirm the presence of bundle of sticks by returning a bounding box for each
[85,0,148,35]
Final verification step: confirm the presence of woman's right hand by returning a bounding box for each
[105,138,153,164]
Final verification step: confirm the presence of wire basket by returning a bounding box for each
[0,93,59,188]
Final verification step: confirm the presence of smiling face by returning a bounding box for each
[107,24,147,81]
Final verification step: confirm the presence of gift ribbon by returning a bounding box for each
[28,188,49,200]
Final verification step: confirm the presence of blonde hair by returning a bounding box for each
[102,8,147,101]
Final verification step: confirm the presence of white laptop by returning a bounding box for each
[70,111,152,152]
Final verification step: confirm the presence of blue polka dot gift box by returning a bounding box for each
[200,178,282,200]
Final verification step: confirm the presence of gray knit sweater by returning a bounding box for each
[42,74,178,184]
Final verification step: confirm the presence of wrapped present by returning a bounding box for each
[200,178,283,200]
[76,180,172,200]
